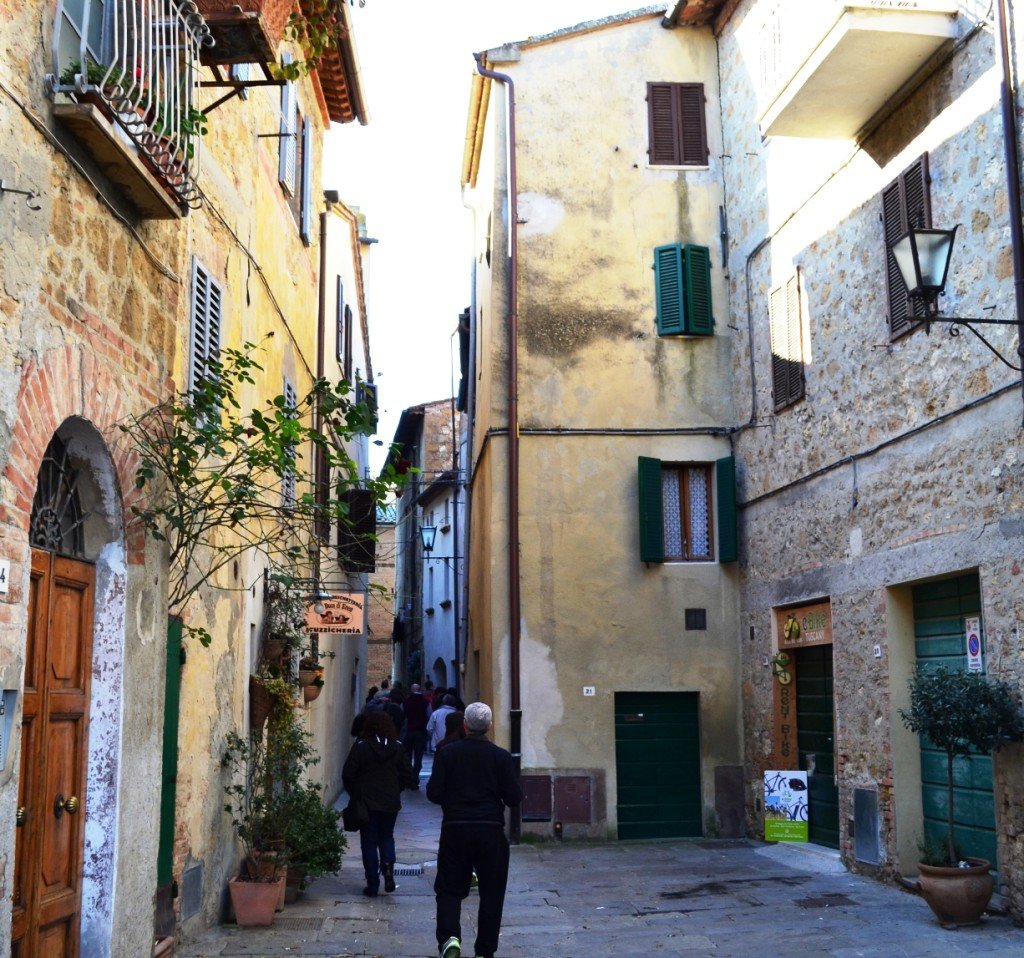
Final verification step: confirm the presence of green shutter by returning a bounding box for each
[157,617,183,887]
[638,456,665,563]
[716,455,738,563]
[683,244,713,335]
[654,244,684,335]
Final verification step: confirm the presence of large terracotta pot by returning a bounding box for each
[303,682,322,703]
[228,877,284,926]
[917,857,995,926]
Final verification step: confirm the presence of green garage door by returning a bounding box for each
[913,574,996,865]
[615,692,701,839]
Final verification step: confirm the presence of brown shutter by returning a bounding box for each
[337,488,376,572]
[769,273,805,410]
[884,154,930,339]
[678,83,708,166]
[648,83,679,165]
[785,272,805,404]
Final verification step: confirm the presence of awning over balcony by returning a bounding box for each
[759,1,958,140]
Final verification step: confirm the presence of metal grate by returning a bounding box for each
[393,864,424,877]
[794,893,855,909]
[272,916,325,931]
[697,840,751,849]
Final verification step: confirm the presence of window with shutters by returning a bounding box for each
[299,116,313,244]
[769,270,805,411]
[356,380,378,432]
[647,82,708,167]
[282,378,298,509]
[638,456,737,564]
[654,243,713,336]
[338,488,376,572]
[882,154,931,339]
[188,257,222,395]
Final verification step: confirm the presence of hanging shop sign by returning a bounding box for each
[306,593,365,635]
[777,600,832,650]
[773,658,799,770]
[965,616,984,673]
[764,770,809,842]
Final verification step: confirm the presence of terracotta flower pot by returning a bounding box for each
[284,864,306,903]
[297,669,317,688]
[249,675,274,731]
[228,877,283,926]
[917,857,994,926]
[303,683,322,704]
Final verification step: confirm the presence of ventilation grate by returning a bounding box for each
[273,916,325,931]
[794,893,855,909]
[393,863,424,877]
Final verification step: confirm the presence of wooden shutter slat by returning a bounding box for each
[637,456,665,563]
[654,244,685,335]
[769,283,788,408]
[648,83,679,165]
[883,179,911,337]
[683,244,713,335]
[716,456,738,563]
[784,272,804,404]
[677,83,708,166]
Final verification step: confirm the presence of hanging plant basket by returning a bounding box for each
[250,675,275,731]
[297,669,317,688]
[303,683,322,704]
[264,636,287,661]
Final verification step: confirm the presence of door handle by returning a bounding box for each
[53,793,80,820]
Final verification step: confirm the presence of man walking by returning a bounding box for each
[426,702,522,958]
[402,682,431,786]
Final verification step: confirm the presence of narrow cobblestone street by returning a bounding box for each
[176,760,1023,958]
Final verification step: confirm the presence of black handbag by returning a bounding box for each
[342,797,368,832]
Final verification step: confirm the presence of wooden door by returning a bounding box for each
[13,549,95,958]
[615,692,702,839]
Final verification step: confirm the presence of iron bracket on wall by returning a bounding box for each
[0,179,41,210]
[924,316,1022,371]
[200,62,284,115]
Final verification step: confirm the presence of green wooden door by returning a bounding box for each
[155,618,183,935]
[913,574,996,864]
[615,692,701,839]
[794,645,839,848]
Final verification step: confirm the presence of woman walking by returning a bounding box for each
[342,710,418,896]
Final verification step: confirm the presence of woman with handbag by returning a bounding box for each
[342,709,417,896]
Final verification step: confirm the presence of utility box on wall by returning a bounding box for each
[554,776,591,824]
[521,774,553,821]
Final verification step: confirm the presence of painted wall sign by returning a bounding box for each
[306,593,365,634]
[965,616,983,673]
[777,600,833,650]
[764,770,809,842]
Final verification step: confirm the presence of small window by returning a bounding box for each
[882,154,930,339]
[189,257,222,393]
[685,608,707,631]
[647,82,708,167]
[769,270,805,411]
[654,243,713,336]
[638,456,737,564]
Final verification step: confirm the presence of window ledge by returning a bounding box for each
[646,164,711,172]
[52,103,184,219]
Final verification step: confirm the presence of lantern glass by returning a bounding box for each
[890,226,957,296]
[421,525,437,552]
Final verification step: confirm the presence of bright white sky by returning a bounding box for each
[325,1,661,472]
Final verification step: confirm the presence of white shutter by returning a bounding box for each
[189,257,222,391]
[282,378,298,508]
[279,53,297,193]
[300,116,313,244]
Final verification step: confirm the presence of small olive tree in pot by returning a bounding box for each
[899,664,1024,925]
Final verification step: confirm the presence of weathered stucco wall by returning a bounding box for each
[467,11,743,835]
[719,0,1024,910]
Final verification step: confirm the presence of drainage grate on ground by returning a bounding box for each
[271,916,326,931]
[698,840,752,849]
[794,893,856,909]
[393,863,425,877]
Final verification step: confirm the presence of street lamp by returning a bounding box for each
[305,586,331,616]
[420,524,437,553]
[887,223,1021,370]
[889,225,958,330]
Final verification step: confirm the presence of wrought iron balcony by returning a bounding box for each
[758,0,960,139]
[46,0,214,216]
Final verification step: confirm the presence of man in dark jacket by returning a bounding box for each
[426,702,522,958]
[402,683,431,786]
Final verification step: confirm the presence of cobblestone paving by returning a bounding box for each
[177,762,1024,958]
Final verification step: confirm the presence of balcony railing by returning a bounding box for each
[47,0,214,211]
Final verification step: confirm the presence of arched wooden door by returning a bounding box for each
[13,549,95,957]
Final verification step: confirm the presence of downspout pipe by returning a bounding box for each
[995,0,1024,424]
[474,52,522,844]
[315,209,329,588]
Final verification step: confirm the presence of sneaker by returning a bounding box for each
[381,862,396,893]
[440,936,461,958]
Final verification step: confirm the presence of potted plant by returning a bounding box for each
[899,664,1024,925]
[282,780,345,901]
[58,59,127,117]
[222,703,316,923]
[303,675,325,704]
[263,581,308,662]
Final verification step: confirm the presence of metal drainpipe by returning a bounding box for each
[995,0,1024,424]
[315,209,329,589]
[474,52,522,844]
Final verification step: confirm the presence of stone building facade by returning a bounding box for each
[0,1,375,953]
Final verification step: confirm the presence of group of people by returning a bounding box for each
[342,680,522,958]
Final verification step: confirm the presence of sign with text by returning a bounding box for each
[305,593,365,635]
[764,770,809,842]
[965,616,983,673]
[777,600,833,650]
